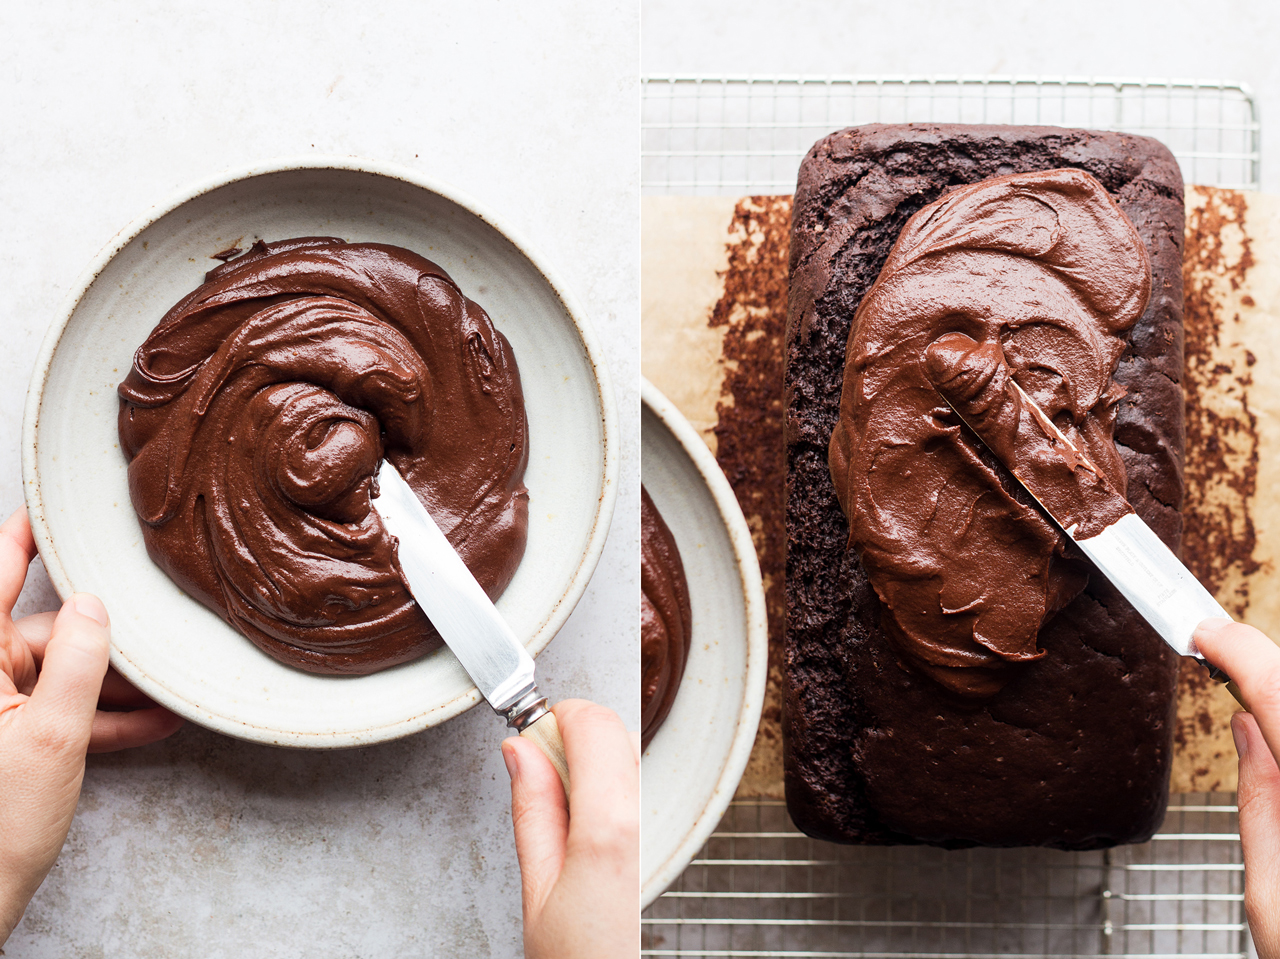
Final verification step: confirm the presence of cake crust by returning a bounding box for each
[784,124,1185,849]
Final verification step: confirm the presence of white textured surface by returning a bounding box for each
[0,3,638,957]
[642,0,1280,191]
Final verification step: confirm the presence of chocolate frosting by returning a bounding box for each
[640,486,692,749]
[924,333,1135,540]
[118,237,529,675]
[827,169,1151,697]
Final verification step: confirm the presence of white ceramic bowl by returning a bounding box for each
[640,377,767,909]
[22,157,617,748]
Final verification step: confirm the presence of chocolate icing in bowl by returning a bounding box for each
[827,169,1151,698]
[641,485,692,749]
[118,236,529,675]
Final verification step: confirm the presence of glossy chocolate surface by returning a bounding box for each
[119,237,529,674]
[641,486,692,749]
[827,169,1150,697]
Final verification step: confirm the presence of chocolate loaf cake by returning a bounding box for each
[784,125,1185,849]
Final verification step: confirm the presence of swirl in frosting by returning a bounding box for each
[641,486,692,749]
[827,169,1150,698]
[118,237,529,675]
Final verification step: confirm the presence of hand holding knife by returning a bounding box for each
[371,460,571,797]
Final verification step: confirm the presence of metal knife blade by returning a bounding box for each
[371,459,549,729]
[941,377,1230,665]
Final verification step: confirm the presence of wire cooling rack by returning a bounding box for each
[642,797,1245,958]
[640,75,1258,958]
[641,76,1260,193]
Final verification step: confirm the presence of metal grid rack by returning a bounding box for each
[642,76,1260,194]
[640,75,1259,958]
[642,797,1245,958]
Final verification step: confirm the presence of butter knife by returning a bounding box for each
[372,459,570,796]
[927,344,1232,680]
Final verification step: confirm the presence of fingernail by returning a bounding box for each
[501,740,519,780]
[71,594,109,627]
[1231,714,1249,758]
[1196,617,1232,636]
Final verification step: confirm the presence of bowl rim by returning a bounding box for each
[20,155,620,748]
[639,376,768,908]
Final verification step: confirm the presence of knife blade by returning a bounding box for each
[371,459,570,795]
[923,334,1232,679]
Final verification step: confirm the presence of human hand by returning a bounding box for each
[502,699,639,959]
[1195,617,1280,959]
[0,509,185,944]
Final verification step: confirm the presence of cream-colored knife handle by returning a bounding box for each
[520,709,571,800]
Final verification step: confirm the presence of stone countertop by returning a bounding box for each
[0,3,638,957]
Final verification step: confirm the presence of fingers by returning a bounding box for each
[504,735,569,917]
[1231,713,1280,957]
[1200,622,1280,957]
[14,610,54,657]
[556,699,639,825]
[19,613,154,708]
[518,700,638,959]
[21,594,111,757]
[503,699,640,926]
[0,509,37,615]
[16,596,172,741]
[88,705,185,753]
[554,699,639,859]
[1194,619,1280,757]
[98,668,159,709]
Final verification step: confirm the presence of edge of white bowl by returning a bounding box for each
[639,377,769,908]
[21,155,619,749]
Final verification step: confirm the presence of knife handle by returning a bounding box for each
[521,709,571,800]
[1204,662,1247,708]
[1225,681,1246,709]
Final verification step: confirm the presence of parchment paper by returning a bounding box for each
[642,187,1280,797]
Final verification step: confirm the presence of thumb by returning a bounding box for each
[22,594,111,757]
[503,735,568,919]
[1233,712,1280,956]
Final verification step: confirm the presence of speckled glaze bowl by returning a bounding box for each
[640,377,767,908]
[22,157,617,748]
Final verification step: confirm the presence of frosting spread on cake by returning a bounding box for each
[923,332,1135,540]
[827,169,1151,697]
[118,237,529,675]
[641,486,692,748]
